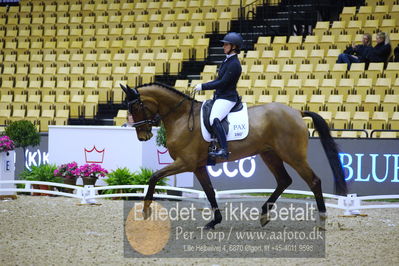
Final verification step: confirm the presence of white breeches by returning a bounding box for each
[210,99,236,126]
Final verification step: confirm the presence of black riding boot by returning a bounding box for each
[209,118,229,159]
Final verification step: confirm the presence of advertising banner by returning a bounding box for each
[11,126,396,195]
[194,139,399,195]
[15,134,48,179]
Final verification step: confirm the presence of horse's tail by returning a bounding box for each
[302,111,347,196]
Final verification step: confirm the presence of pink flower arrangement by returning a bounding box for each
[72,163,108,179]
[0,136,15,153]
[54,162,79,179]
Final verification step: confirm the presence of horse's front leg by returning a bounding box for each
[143,159,188,219]
[194,166,222,229]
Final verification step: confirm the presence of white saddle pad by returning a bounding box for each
[200,101,249,142]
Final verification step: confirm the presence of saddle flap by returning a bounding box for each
[202,100,229,134]
[200,100,249,143]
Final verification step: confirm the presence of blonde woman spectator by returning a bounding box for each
[366,32,392,63]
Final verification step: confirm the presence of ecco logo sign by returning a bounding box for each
[207,156,256,178]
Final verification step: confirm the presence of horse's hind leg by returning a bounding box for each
[259,151,293,227]
[290,160,327,217]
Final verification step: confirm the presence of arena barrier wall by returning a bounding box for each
[1,180,398,216]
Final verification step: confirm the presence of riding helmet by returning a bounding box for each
[220,32,244,51]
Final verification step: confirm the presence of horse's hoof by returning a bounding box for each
[317,213,327,231]
[316,225,327,231]
[204,222,215,230]
[319,212,328,221]
[260,213,270,227]
[143,207,152,220]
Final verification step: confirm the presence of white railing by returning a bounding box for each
[1,180,398,215]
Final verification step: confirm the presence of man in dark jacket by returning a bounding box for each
[337,33,372,69]
[194,32,243,159]
[366,32,392,63]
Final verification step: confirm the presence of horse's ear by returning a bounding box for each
[120,84,129,95]
[120,84,138,100]
[126,84,140,97]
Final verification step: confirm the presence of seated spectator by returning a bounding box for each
[393,44,399,62]
[337,33,372,69]
[366,32,392,63]
[121,113,134,127]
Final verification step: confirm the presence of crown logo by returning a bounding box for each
[157,148,173,165]
[84,146,105,163]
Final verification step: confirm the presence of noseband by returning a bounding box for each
[127,95,187,129]
[128,98,160,128]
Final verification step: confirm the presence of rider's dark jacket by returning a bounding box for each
[201,54,242,102]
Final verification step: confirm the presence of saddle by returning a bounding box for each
[202,97,243,135]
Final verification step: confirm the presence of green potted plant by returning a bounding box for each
[156,122,167,148]
[20,164,61,196]
[54,162,79,193]
[5,120,40,165]
[73,163,108,186]
[133,167,169,194]
[104,167,136,199]
[103,167,168,200]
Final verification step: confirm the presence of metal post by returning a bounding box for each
[239,0,243,34]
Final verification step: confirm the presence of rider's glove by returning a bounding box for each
[194,84,202,92]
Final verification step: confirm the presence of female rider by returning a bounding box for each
[194,32,243,159]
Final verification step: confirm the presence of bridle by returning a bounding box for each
[121,84,196,132]
[127,98,160,129]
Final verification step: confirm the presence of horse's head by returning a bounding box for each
[120,84,159,141]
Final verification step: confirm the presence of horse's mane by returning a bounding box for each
[136,82,198,102]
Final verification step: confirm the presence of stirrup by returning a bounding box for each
[209,148,229,159]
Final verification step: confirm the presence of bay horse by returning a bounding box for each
[120,82,347,229]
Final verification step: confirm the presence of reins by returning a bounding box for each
[129,88,198,132]
[188,90,197,131]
